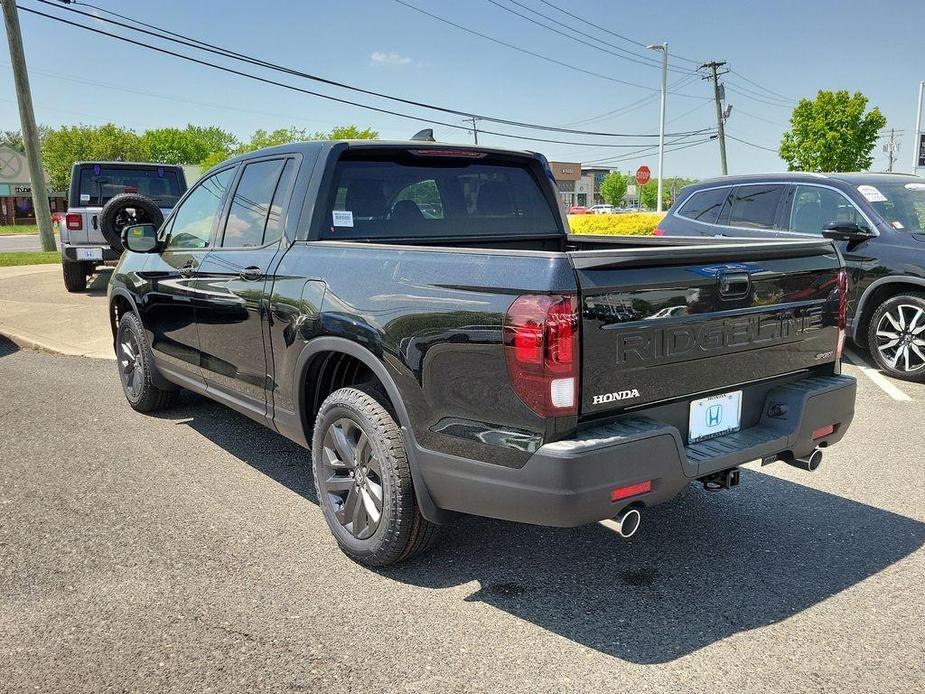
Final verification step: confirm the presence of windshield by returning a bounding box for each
[75,165,184,208]
[860,181,925,232]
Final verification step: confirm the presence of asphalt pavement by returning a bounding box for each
[0,234,41,252]
[1,338,923,693]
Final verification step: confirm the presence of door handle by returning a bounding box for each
[179,260,197,278]
[240,266,263,281]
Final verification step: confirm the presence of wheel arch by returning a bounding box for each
[852,276,925,348]
[109,288,139,339]
[292,336,447,524]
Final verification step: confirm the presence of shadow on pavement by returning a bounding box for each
[165,392,925,665]
[0,335,20,357]
[87,268,113,297]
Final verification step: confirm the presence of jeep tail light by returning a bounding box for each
[65,213,82,231]
[836,269,848,359]
[653,227,666,236]
[504,294,579,416]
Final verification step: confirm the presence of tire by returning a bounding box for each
[115,311,178,412]
[99,192,164,253]
[867,292,925,382]
[62,260,87,292]
[311,386,439,566]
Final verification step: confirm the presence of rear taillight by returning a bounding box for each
[653,227,666,236]
[836,269,848,359]
[65,213,82,230]
[504,294,579,417]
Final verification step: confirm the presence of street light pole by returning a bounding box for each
[1,0,55,251]
[647,42,668,213]
[913,81,924,173]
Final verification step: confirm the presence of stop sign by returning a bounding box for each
[635,166,651,186]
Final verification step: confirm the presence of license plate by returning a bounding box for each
[76,247,103,261]
[688,390,742,444]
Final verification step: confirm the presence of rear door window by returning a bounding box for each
[75,165,183,208]
[221,159,286,248]
[322,154,559,240]
[727,185,785,229]
[677,187,729,224]
[789,185,866,235]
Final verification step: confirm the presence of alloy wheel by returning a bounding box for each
[319,417,384,540]
[875,303,925,373]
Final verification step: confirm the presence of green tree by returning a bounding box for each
[41,124,146,191]
[199,124,378,170]
[599,171,627,206]
[779,90,886,172]
[140,125,237,166]
[0,125,50,153]
[638,177,696,210]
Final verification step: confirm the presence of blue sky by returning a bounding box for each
[2,0,924,178]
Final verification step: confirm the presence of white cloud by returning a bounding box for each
[370,51,413,66]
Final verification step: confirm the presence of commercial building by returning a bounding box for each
[0,145,65,225]
[547,160,638,208]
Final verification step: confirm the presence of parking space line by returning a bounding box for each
[843,350,913,402]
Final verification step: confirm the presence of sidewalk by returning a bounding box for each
[0,264,114,359]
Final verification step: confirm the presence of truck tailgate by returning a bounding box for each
[569,240,843,415]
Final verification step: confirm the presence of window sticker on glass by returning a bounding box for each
[892,220,905,230]
[858,185,887,203]
[905,183,925,191]
[332,210,354,227]
[79,193,90,203]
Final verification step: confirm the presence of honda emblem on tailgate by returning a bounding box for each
[592,389,640,405]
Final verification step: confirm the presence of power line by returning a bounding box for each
[19,3,711,148]
[587,135,717,166]
[582,131,715,165]
[733,106,788,128]
[535,0,703,66]
[391,0,706,98]
[725,132,779,153]
[725,83,793,108]
[727,68,794,103]
[486,0,694,75]
[41,0,705,138]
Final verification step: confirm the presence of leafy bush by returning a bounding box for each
[567,212,665,236]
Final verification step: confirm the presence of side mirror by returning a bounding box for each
[121,223,160,253]
[821,221,873,243]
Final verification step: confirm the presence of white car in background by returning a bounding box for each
[587,204,616,214]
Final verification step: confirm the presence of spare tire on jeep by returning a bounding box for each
[99,193,164,252]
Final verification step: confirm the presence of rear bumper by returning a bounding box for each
[62,244,120,263]
[415,374,856,527]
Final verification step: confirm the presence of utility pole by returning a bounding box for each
[2,0,55,251]
[468,116,479,145]
[883,128,900,172]
[700,61,729,176]
[647,42,668,212]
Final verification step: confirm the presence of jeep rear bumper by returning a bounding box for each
[62,245,120,263]
[415,374,856,527]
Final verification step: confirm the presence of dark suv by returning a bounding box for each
[657,172,925,381]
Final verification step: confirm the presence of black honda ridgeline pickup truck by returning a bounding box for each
[109,140,856,566]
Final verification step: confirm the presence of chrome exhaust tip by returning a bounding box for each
[783,448,823,472]
[613,507,641,538]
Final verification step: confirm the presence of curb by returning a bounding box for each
[0,328,115,361]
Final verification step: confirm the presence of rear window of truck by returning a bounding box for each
[322,154,560,240]
[74,165,184,207]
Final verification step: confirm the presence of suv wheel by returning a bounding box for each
[311,387,439,566]
[62,260,88,292]
[868,292,925,382]
[116,311,178,412]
